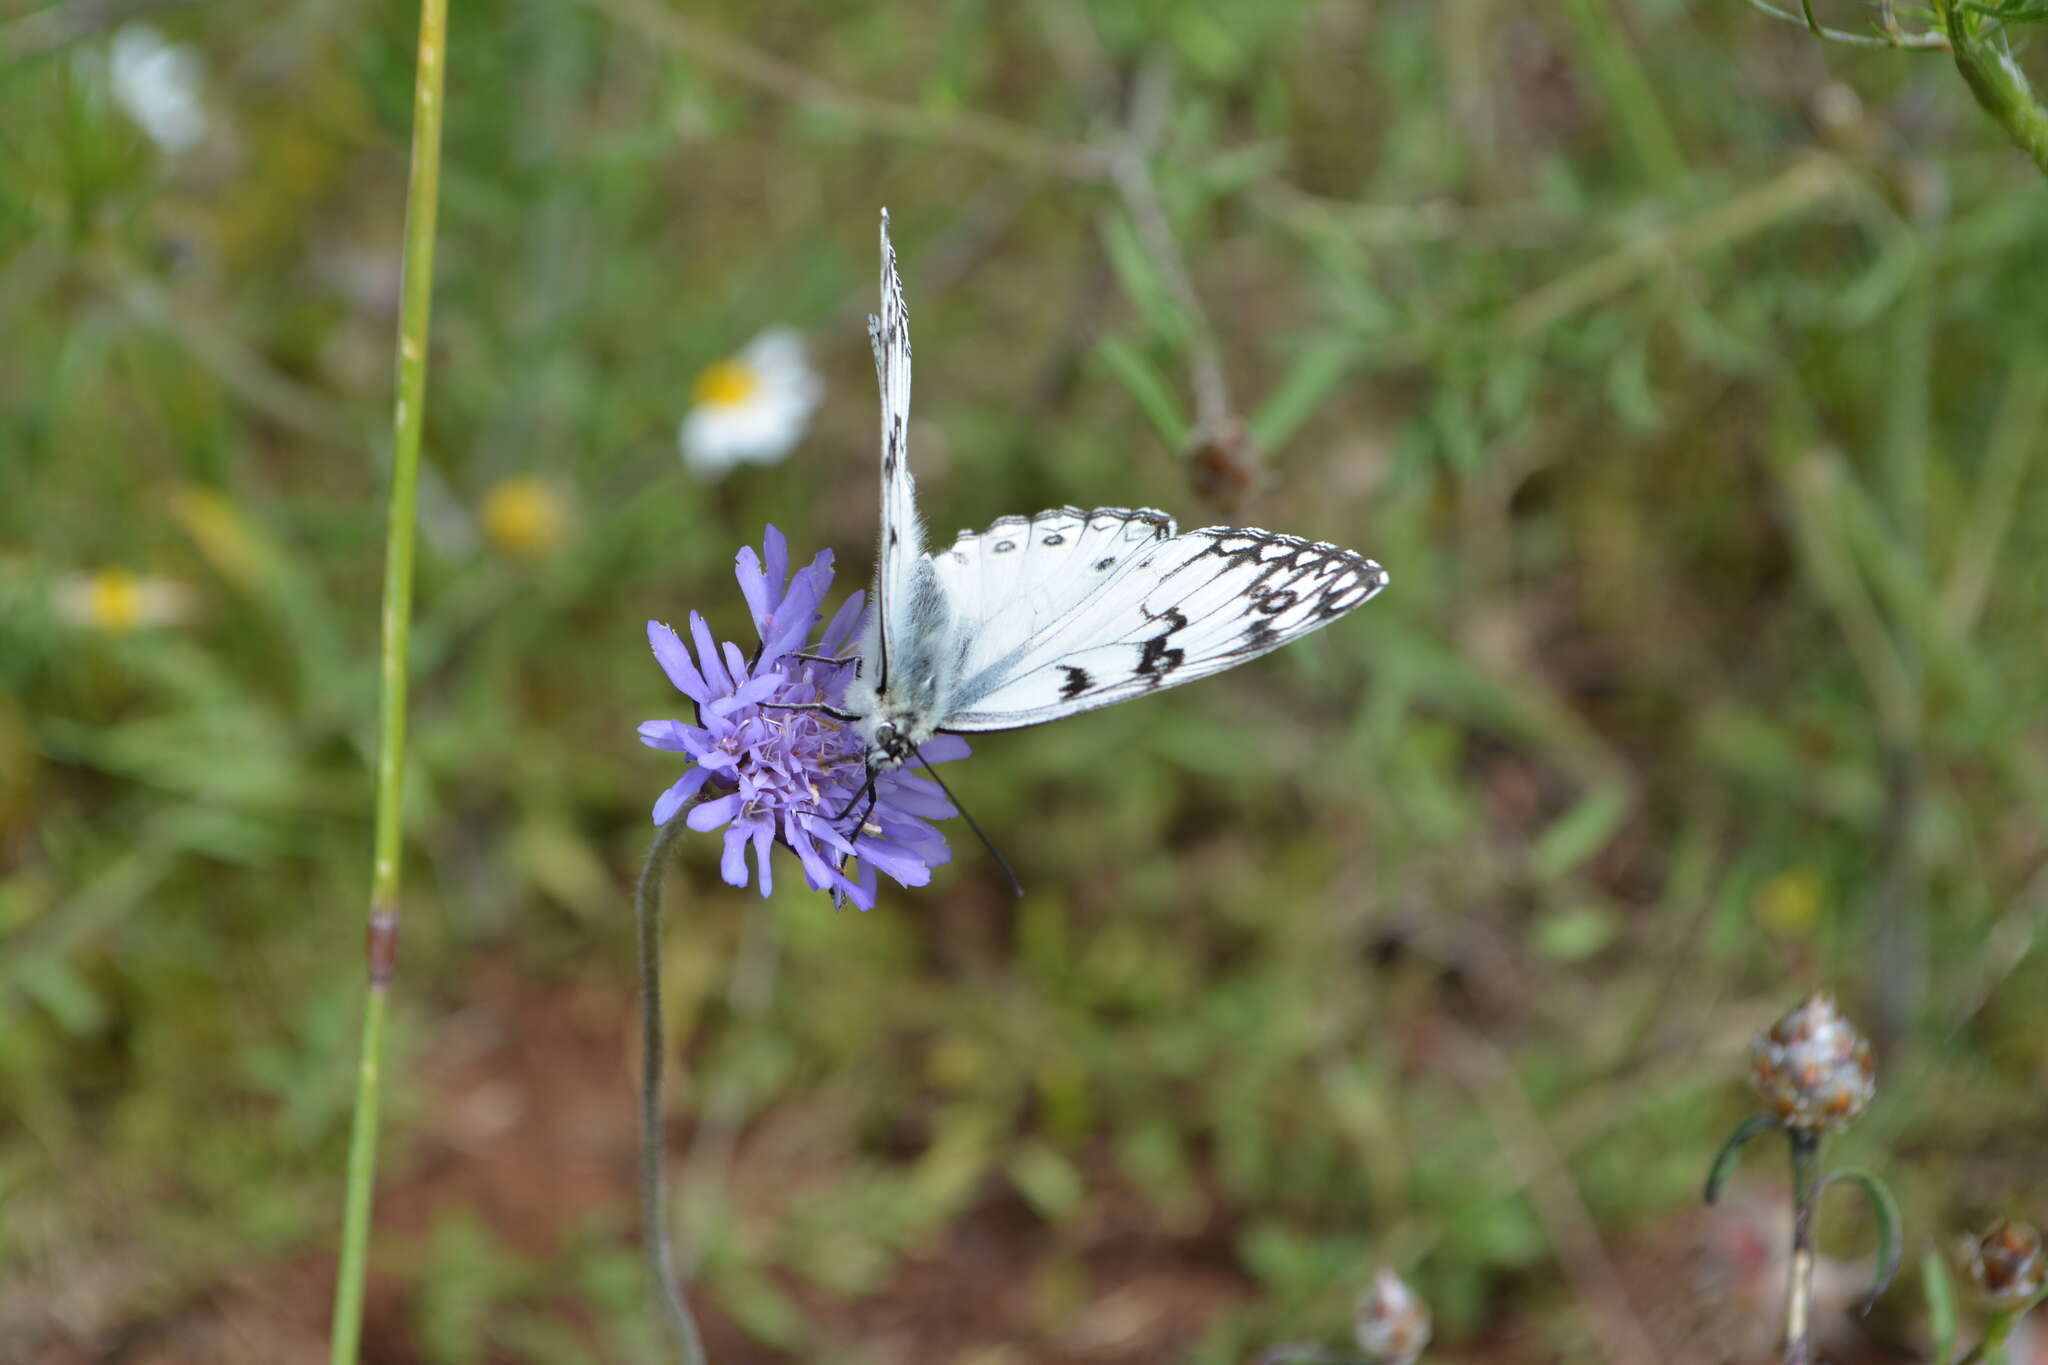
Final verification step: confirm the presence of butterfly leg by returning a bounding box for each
[760,699,860,722]
[830,765,879,824]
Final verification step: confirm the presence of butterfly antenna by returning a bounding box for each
[914,755,1023,898]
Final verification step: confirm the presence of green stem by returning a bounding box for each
[327,0,450,1361]
[637,816,707,1364]
[1941,1,2048,175]
[1559,0,1686,187]
[1954,1308,2016,1365]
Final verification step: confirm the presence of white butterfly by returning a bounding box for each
[842,209,1387,774]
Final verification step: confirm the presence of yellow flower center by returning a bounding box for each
[692,358,761,409]
[480,476,568,560]
[87,568,144,633]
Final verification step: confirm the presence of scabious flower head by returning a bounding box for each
[639,526,961,909]
[1353,1267,1431,1365]
[1959,1218,2046,1311]
[1749,992,1875,1134]
[678,329,822,478]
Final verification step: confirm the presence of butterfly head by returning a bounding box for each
[868,720,915,770]
[846,649,948,773]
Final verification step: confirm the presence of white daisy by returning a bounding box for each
[108,24,209,155]
[54,567,196,633]
[677,328,821,478]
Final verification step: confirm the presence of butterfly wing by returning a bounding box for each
[930,503,1176,674]
[933,518,1387,731]
[864,209,945,697]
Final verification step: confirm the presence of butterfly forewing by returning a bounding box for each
[940,525,1387,730]
[867,211,931,696]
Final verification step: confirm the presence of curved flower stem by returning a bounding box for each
[637,815,707,1365]
[1784,1131,1822,1365]
[1939,1,2048,175]
[1954,1308,2017,1365]
[327,0,448,1360]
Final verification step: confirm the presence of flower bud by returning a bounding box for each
[1748,992,1874,1134]
[1960,1219,2046,1311]
[1354,1268,1431,1365]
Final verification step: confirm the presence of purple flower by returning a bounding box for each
[639,526,964,909]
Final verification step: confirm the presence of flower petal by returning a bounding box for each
[689,612,733,694]
[706,672,784,718]
[761,526,789,604]
[652,767,713,825]
[819,590,867,654]
[876,775,955,820]
[720,826,750,887]
[735,546,774,637]
[752,822,776,896]
[854,834,931,883]
[638,719,698,752]
[686,792,741,832]
[915,733,971,764]
[721,640,751,688]
[649,621,709,703]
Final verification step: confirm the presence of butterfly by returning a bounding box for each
[841,209,1387,778]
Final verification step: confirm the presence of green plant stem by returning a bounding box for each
[1941,1,2048,175]
[636,816,706,1364]
[1955,1307,2017,1365]
[1783,1131,1822,1365]
[327,0,450,1361]
[1560,0,1686,187]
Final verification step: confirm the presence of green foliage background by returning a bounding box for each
[4,0,2047,1360]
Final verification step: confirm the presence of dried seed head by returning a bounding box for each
[1748,993,1875,1134]
[1960,1219,2047,1311]
[1353,1268,1431,1365]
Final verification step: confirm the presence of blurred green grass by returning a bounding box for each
[4,0,2048,1361]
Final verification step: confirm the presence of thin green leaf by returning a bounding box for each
[1704,1113,1782,1205]
[1531,785,1630,881]
[1821,1167,1903,1313]
[1925,1249,1958,1365]
[1093,337,1189,447]
[1249,336,1356,455]
[1099,210,1192,344]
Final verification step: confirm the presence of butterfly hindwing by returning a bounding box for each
[931,505,1176,682]
[938,524,1387,730]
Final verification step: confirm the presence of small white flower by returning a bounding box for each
[108,24,209,155]
[54,568,196,633]
[678,328,821,478]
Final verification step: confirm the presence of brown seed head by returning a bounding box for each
[1961,1219,2047,1311]
[1748,992,1874,1134]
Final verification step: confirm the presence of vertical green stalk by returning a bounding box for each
[1559,0,1687,188]
[328,1,450,1361]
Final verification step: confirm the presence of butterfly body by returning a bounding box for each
[847,211,1387,777]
